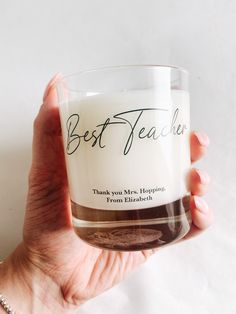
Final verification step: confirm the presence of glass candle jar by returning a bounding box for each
[56,65,191,251]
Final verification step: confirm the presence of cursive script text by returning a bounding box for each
[66,108,187,155]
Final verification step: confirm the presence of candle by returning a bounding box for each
[57,66,191,251]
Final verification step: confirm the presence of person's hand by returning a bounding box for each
[0,75,213,313]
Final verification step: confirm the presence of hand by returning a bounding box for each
[0,75,213,313]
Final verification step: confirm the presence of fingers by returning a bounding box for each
[191,196,213,229]
[183,196,214,240]
[190,131,210,163]
[183,166,212,241]
[182,139,212,241]
[189,168,210,196]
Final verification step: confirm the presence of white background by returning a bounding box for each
[0,0,235,313]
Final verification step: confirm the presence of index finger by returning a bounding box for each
[190,131,210,163]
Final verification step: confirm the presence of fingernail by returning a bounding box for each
[195,132,210,147]
[194,196,209,214]
[43,73,62,102]
[195,169,211,185]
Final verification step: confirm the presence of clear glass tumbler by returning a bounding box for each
[56,65,191,251]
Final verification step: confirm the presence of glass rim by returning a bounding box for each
[59,64,189,81]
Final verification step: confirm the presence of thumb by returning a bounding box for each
[24,74,71,242]
[32,73,63,169]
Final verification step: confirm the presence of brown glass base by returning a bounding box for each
[72,196,191,251]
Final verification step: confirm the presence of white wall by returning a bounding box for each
[0,1,235,313]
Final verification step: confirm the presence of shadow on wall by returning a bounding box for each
[0,145,31,259]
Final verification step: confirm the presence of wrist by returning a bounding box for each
[0,243,75,314]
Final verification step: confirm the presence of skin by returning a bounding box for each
[0,75,213,313]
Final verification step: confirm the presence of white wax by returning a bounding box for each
[59,89,190,210]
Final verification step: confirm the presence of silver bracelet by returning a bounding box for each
[0,262,16,313]
[0,293,16,314]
